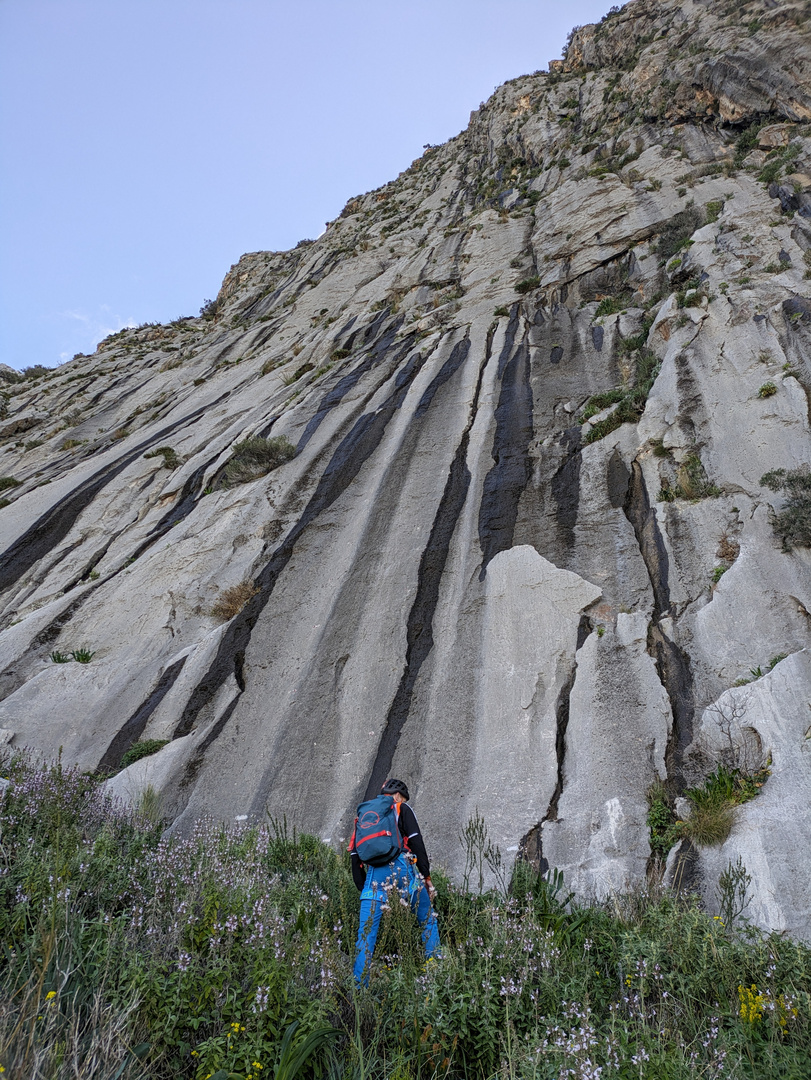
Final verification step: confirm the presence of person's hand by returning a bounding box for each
[425,877,437,902]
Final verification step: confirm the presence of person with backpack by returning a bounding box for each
[349,778,440,986]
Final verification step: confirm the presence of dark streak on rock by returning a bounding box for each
[623,461,694,778]
[364,334,487,799]
[478,309,533,576]
[550,429,582,558]
[297,317,407,450]
[0,395,231,598]
[97,655,188,772]
[173,346,429,740]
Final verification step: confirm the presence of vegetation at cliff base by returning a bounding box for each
[1,757,810,1079]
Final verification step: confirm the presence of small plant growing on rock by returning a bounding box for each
[330,348,351,361]
[120,739,169,770]
[493,305,511,317]
[712,566,728,584]
[283,362,315,386]
[0,477,21,491]
[71,648,95,664]
[221,435,296,487]
[757,382,777,398]
[594,296,626,317]
[761,466,811,549]
[50,650,71,663]
[515,275,540,294]
[211,580,259,622]
[144,446,180,469]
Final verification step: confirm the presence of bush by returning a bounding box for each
[656,205,705,260]
[761,466,811,548]
[0,756,809,1079]
[120,739,169,770]
[144,446,180,469]
[515,275,540,294]
[221,435,296,487]
[211,580,259,621]
[594,296,626,317]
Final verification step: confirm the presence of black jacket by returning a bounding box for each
[350,801,430,890]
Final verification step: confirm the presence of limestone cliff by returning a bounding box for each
[1,0,810,937]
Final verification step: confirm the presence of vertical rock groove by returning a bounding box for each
[364,336,489,799]
[478,310,534,576]
[623,461,694,777]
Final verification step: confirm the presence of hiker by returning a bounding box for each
[349,778,440,986]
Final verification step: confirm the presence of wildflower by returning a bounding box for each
[45,991,56,1001]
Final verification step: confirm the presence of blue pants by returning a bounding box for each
[353,854,440,986]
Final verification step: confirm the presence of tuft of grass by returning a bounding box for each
[120,740,169,770]
[659,453,721,501]
[330,348,351,361]
[144,446,180,469]
[221,434,296,487]
[582,348,662,444]
[493,305,511,317]
[71,648,95,664]
[283,362,315,386]
[0,477,22,491]
[594,296,628,317]
[50,650,71,663]
[211,580,259,621]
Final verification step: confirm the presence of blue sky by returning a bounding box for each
[0,0,618,370]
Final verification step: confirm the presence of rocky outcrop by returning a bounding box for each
[1,0,810,937]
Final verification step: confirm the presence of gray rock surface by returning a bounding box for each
[0,0,810,936]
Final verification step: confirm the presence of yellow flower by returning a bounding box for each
[253,1063,262,1070]
[625,976,632,986]
[191,1050,197,1057]
[45,991,57,1000]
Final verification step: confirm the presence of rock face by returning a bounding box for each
[1,0,810,936]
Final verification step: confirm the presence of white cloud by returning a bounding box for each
[59,306,137,361]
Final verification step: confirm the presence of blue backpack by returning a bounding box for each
[349,794,403,867]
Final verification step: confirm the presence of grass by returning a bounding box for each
[0,756,809,1079]
[120,739,170,770]
[659,454,721,502]
[761,467,811,549]
[0,477,21,491]
[514,275,540,294]
[211,580,259,621]
[144,446,181,470]
[221,435,297,487]
[582,348,661,444]
[594,296,627,318]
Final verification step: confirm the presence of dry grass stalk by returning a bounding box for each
[210,581,259,622]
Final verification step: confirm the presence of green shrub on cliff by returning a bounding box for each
[761,466,811,549]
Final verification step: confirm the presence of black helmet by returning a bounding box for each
[381,778,410,801]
